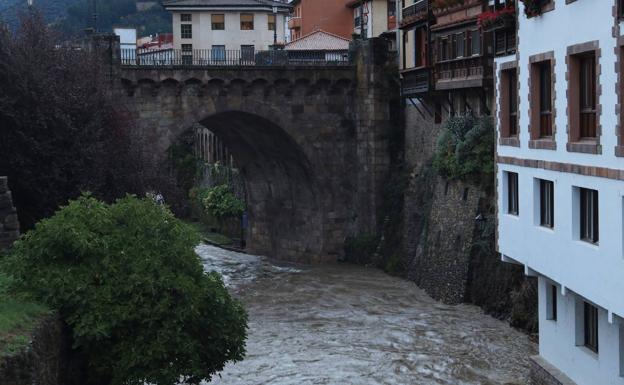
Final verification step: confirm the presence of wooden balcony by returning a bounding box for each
[434,55,492,90]
[400,0,429,28]
[401,67,432,96]
[288,17,302,30]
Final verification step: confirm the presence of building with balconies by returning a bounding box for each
[496,1,624,384]
[287,0,354,41]
[347,0,398,49]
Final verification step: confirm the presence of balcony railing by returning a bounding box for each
[288,16,302,29]
[121,48,351,67]
[434,55,492,89]
[401,67,431,96]
[402,0,428,19]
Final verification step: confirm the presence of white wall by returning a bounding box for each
[172,11,287,51]
[538,276,624,385]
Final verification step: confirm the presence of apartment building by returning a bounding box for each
[288,0,353,41]
[496,1,624,384]
[163,0,291,54]
[347,0,397,47]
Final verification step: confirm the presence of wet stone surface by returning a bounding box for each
[197,244,537,385]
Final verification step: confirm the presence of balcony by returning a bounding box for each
[401,67,432,96]
[434,55,492,90]
[288,17,302,29]
[400,0,429,28]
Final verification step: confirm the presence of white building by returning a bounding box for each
[163,0,291,57]
[496,1,624,384]
[348,0,397,48]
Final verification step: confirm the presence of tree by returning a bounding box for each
[203,185,245,231]
[2,194,248,385]
[0,11,147,229]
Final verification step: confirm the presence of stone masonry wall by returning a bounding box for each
[0,176,19,250]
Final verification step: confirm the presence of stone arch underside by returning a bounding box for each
[198,111,324,262]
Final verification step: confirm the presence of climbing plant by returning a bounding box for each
[202,185,245,230]
[432,114,494,188]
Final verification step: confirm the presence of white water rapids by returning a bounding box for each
[196,244,537,385]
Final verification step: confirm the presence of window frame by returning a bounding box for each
[268,14,276,31]
[579,53,597,139]
[507,172,519,216]
[211,14,225,30]
[580,187,599,244]
[240,13,254,30]
[546,283,557,321]
[538,62,553,138]
[180,23,193,39]
[539,179,554,228]
[584,302,599,354]
[180,13,192,22]
[499,63,519,145]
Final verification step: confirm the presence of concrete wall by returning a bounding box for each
[172,11,288,51]
[0,176,19,250]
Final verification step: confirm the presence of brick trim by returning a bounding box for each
[616,11,624,156]
[497,155,624,180]
[500,60,518,71]
[500,137,520,147]
[565,40,602,155]
[528,51,556,149]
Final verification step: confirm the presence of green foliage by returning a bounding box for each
[433,114,494,187]
[0,272,49,356]
[3,194,247,385]
[203,185,245,223]
[343,234,380,265]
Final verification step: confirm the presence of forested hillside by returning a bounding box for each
[0,0,171,37]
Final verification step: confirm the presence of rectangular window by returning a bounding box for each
[580,188,599,244]
[415,27,426,67]
[211,14,225,30]
[240,13,254,30]
[181,44,193,65]
[584,302,599,353]
[619,324,624,376]
[241,45,255,63]
[211,45,225,62]
[509,69,518,136]
[540,179,554,228]
[471,30,480,56]
[268,14,276,31]
[440,37,449,61]
[579,53,597,138]
[181,24,192,39]
[181,13,192,22]
[507,172,519,215]
[500,67,517,138]
[546,283,557,321]
[456,32,465,58]
[539,62,553,137]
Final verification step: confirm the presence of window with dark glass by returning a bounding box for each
[507,172,519,215]
[240,13,254,30]
[181,24,192,39]
[539,62,552,137]
[181,13,192,22]
[440,37,449,61]
[211,14,225,30]
[547,284,557,321]
[540,179,554,228]
[415,27,426,67]
[181,44,193,65]
[211,45,225,62]
[580,54,597,138]
[471,30,480,56]
[580,188,599,244]
[268,14,276,30]
[509,68,518,136]
[456,32,465,58]
[584,302,599,353]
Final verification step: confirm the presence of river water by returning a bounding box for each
[196,244,537,385]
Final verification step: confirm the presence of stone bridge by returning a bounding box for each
[109,39,395,263]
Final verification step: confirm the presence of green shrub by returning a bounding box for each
[3,194,247,385]
[203,185,245,225]
[343,234,380,265]
[433,114,494,187]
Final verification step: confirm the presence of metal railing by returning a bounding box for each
[402,0,428,19]
[121,48,351,67]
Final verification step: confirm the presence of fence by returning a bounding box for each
[121,48,351,67]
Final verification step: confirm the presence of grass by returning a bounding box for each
[0,272,49,356]
[186,221,234,246]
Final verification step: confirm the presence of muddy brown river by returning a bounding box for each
[197,244,537,385]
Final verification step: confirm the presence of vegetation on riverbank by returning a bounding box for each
[2,195,248,385]
[0,272,49,356]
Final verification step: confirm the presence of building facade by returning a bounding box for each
[288,0,354,41]
[496,1,624,384]
[348,0,397,45]
[164,0,290,53]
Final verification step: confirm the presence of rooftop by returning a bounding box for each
[285,30,351,51]
[163,0,292,11]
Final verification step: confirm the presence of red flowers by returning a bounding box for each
[477,6,515,29]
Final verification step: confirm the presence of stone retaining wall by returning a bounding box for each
[0,176,19,250]
[529,355,577,385]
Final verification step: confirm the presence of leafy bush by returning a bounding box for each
[3,194,247,385]
[203,185,245,225]
[433,114,494,186]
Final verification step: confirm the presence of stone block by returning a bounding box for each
[0,192,12,210]
[4,213,19,231]
[0,176,7,193]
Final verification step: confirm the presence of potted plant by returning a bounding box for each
[520,0,543,18]
[478,6,515,31]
